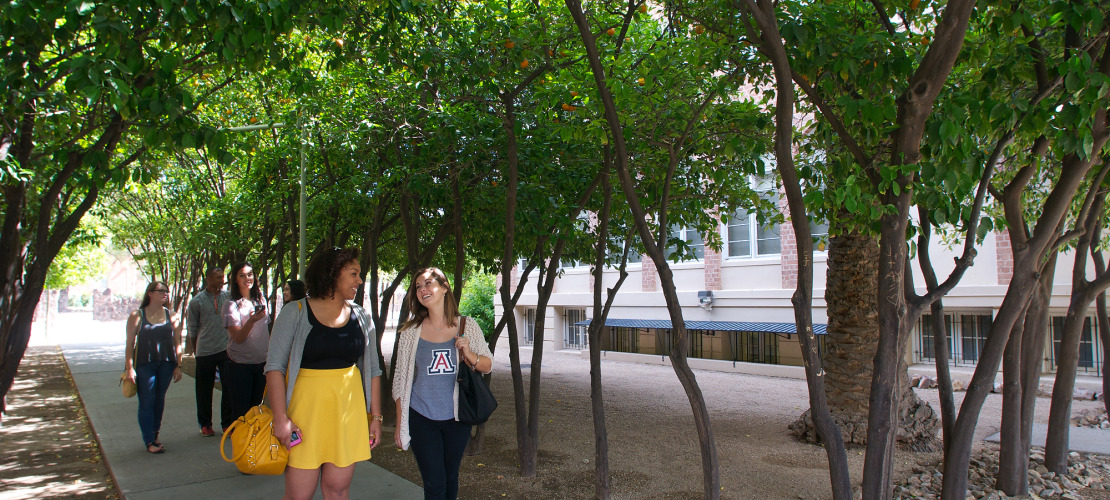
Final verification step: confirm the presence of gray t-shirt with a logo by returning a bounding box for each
[410,338,457,421]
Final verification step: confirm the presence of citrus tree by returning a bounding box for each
[0,0,316,415]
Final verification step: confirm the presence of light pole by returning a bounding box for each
[221,117,307,279]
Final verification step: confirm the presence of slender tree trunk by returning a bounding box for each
[942,177,1098,498]
[1045,191,1110,473]
[1019,257,1056,471]
[997,298,1031,494]
[588,172,621,499]
[1094,245,1110,415]
[565,3,721,497]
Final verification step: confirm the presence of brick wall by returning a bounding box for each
[93,289,141,321]
[995,230,1013,286]
[641,254,658,292]
[704,245,722,290]
[779,196,798,289]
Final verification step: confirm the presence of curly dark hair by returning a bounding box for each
[305,247,360,299]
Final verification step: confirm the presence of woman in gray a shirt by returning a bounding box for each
[392,267,493,500]
[223,261,269,421]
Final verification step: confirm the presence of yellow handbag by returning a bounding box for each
[220,403,288,475]
[119,373,137,398]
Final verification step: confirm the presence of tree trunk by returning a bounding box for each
[1045,191,1110,473]
[588,173,623,499]
[942,169,1099,498]
[821,230,878,444]
[565,3,721,497]
[1094,245,1110,415]
[997,299,1031,495]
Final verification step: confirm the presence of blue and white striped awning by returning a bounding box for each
[575,318,827,335]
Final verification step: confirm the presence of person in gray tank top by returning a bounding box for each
[124,281,183,454]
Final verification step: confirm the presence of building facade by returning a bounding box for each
[496,202,1102,377]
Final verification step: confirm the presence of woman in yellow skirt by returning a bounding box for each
[265,247,383,500]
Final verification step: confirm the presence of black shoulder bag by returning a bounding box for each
[456,316,498,425]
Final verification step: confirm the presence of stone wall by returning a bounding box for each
[93,289,140,321]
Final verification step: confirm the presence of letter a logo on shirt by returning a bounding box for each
[427,349,455,375]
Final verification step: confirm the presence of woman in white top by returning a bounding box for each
[392,267,492,500]
[223,262,269,421]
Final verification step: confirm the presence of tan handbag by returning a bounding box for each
[120,373,137,398]
[220,402,288,475]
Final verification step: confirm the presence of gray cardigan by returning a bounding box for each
[264,299,382,411]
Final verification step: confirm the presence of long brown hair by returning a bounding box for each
[400,267,459,332]
[140,281,169,309]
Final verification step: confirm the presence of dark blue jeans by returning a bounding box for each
[409,408,471,500]
[225,360,265,422]
[136,360,175,446]
[194,351,231,429]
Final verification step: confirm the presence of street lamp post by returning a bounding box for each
[221,118,307,279]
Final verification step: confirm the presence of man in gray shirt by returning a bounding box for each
[187,267,231,436]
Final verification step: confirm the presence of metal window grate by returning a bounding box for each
[1050,316,1103,375]
[563,309,588,349]
[523,308,536,346]
[913,313,990,367]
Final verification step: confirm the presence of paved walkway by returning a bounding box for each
[41,313,423,500]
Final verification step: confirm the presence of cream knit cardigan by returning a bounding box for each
[393,317,493,451]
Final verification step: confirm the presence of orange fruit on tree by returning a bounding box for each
[521,59,529,68]
[249,117,259,124]
[694,25,705,35]
[639,4,647,13]
[637,77,645,85]
[570,91,579,97]
[505,40,515,49]
[561,103,571,111]
[909,0,920,9]
[548,49,554,57]
[334,38,344,48]
[607,28,616,36]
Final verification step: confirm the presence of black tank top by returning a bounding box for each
[301,304,364,369]
[135,308,176,366]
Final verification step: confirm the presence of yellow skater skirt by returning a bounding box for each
[286,365,371,469]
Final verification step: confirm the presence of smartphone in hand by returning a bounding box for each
[290,431,302,447]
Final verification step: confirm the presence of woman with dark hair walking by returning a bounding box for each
[393,267,493,500]
[283,279,307,302]
[223,262,269,421]
[124,281,183,454]
[266,247,383,500]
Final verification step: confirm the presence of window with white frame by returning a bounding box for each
[610,236,643,266]
[666,225,705,261]
[727,175,781,259]
[727,200,781,258]
[810,218,830,252]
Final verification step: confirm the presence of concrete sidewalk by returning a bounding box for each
[47,313,422,500]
